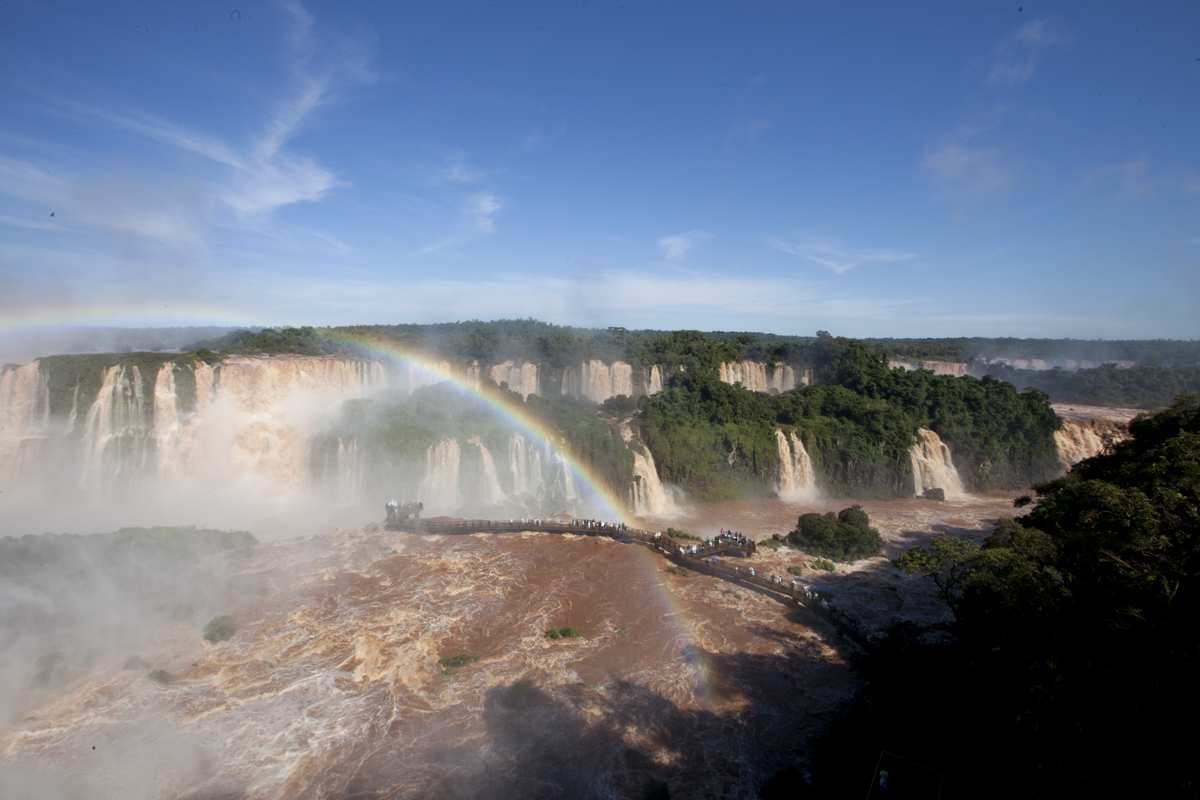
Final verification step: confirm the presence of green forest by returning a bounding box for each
[796,395,1200,798]
[638,335,1062,500]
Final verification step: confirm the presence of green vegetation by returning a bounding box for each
[666,528,701,541]
[786,565,803,577]
[809,395,1200,797]
[545,627,581,639]
[790,506,883,563]
[665,566,690,577]
[640,336,1061,500]
[809,559,835,571]
[437,654,480,669]
[148,669,175,684]
[757,537,782,550]
[202,615,235,644]
[123,656,150,670]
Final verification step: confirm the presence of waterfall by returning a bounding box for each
[562,360,634,402]
[629,447,674,516]
[646,365,663,395]
[469,435,505,504]
[489,361,540,398]
[153,362,181,476]
[549,449,578,502]
[776,429,817,502]
[62,385,79,435]
[508,433,544,496]
[419,436,461,513]
[1053,419,1126,472]
[0,362,49,438]
[335,437,363,502]
[80,365,148,489]
[910,429,967,499]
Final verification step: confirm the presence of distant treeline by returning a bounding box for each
[214,323,1200,370]
[867,335,1200,366]
[987,362,1200,409]
[639,335,1062,501]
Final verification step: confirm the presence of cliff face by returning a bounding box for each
[888,360,970,377]
[0,356,388,496]
[717,362,806,394]
[560,360,634,403]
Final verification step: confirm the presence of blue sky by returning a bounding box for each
[1,0,1198,339]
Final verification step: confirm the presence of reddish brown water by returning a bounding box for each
[2,492,1021,798]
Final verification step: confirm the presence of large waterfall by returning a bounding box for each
[909,429,967,499]
[629,447,674,517]
[489,361,539,398]
[776,429,818,502]
[81,364,149,489]
[469,435,506,505]
[1,356,390,497]
[508,433,544,496]
[646,365,663,395]
[1053,419,1127,472]
[562,360,634,403]
[0,362,49,438]
[419,436,461,514]
[717,361,802,394]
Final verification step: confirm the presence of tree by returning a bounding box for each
[894,536,981,619]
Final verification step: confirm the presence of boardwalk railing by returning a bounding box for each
[386,517,872,648]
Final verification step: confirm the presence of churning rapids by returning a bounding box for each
[2,491,1025,800]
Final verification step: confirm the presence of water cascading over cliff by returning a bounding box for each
[508,433,544,497]
[645,365,663,395]
[561,360,633,403]
[469,435,506,505]
[419,436,461,514]
[3,356,389,498]
[775,429,818,502]
[0,362,51,484]
[718,362,801,394]
[1053,419,1126,472]
[909,429,967,499]
[629,447,674,517]
[80,364,149,490]
[489,361,539,398]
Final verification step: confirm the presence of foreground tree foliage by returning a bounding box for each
[807,395,1200,798]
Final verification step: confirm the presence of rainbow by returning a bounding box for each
[333,334,722,706]
[320,331,632,522]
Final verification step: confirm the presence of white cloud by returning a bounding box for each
[988,19,1072,87]
[657,230,711,261]
[463,192,504,233]
[921,136,1013,202]
[1083,158,1154,199]
[770,237,916,274]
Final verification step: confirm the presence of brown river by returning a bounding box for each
[1,492,1021,799]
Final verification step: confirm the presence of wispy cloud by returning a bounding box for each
[988,19,1072,87]
[922,135,1013,203]
[36,0,373,222]
[1083,158,1154,199]
[657,230,711,261]
[463,193,504,233]
[770,237,916,274]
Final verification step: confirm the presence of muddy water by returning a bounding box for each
[2,492,1022,798]
[2,527,854,799]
